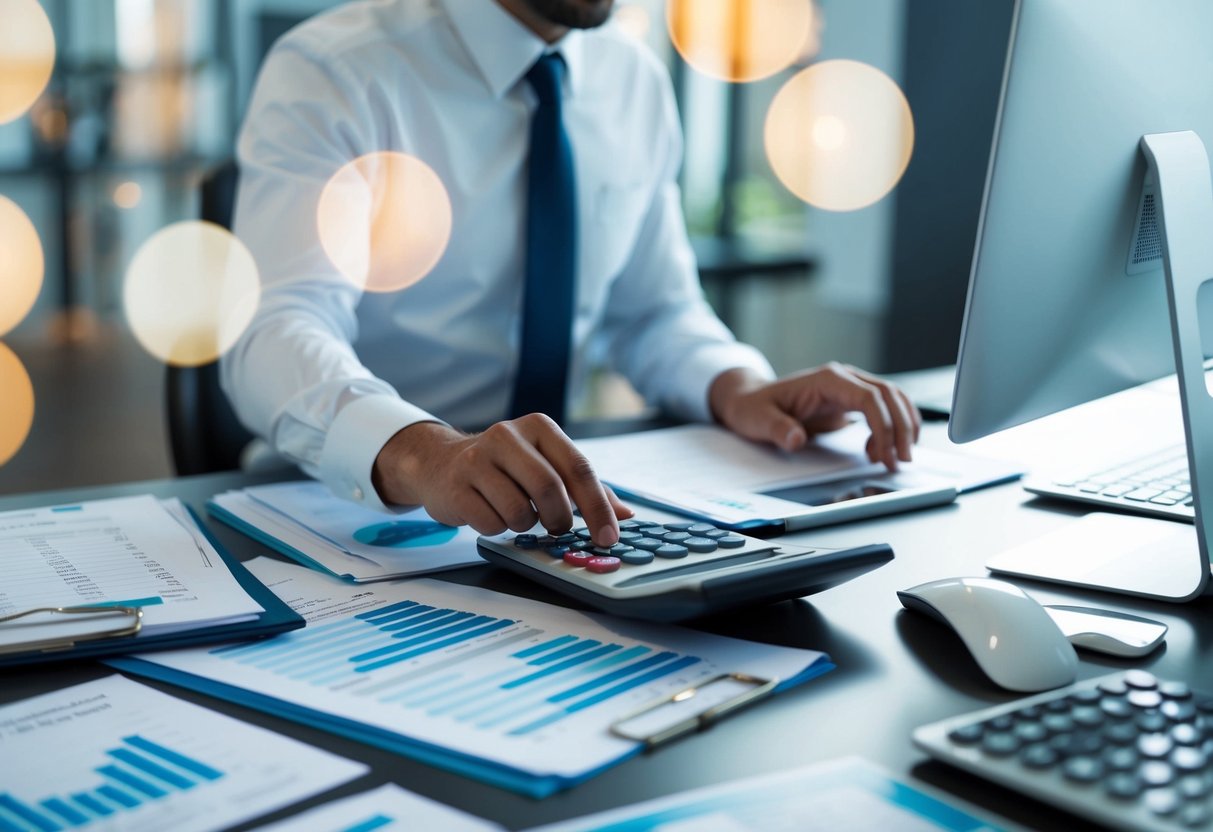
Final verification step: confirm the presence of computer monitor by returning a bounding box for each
[948,0,1213,599]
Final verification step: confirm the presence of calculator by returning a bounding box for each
[914,670,1213,831]
[476,518,893,621]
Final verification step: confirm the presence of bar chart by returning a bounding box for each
[0,734,223,831]
[135,561,827,788]
[0,676,365,832]
[207,596,703,740]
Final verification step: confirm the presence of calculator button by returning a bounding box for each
[619,549,654,565]
[1104,723,1140,745]
[1172,724,1203,746]
[1179,803,1210,828]
[1162,682,1193,700]
[1170,746,1208,772]
[704,529,730,539]
[1099,678,1131,696]
[947,724,983,744]
[687,523,717,535]
[1020,744,1059,769]
[631,537,664,551]
[536,535,558,547]
[661,531,691,544]
[981,732,1019,756]
[1100,697,1133,720]
[1139,713,1169,733]
[717,535,746,549]
[608,544,635,557]
[1062,756,1104,782]
[1103,746,1139,771]
[1144,786,1181,816]
[655,544,689,559]
[545,546,570,557]
[573,527,593,540]
[1139,734,1175,759]
[586,557,621,574]
[618,520,643,531]
[563,551,594,567]
[1140,760,1177,787]
[617,531,644,544]
[1130,689,1164,709]
[1164,701,1198,722]
[1071,706,1105,728]
[588,547,616,557]
[1014,722,1048,744]
[1070,689,1102,705]
[1126,670,1160,690]
[1178,774,1213,799]
[684,537,718,553]
[1104,772,1143,800]
[553,533,578,545]
[663,522,696,531]
[515,534,538,548]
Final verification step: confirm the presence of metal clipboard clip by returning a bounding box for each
[609,672,778,749]
[0,604,144,656]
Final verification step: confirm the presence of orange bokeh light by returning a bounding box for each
[123,221,261,367]
[0,0,57,125]
[0,343,35,467]
[666,0,814,83]
[765,59,914,212]
[0,196,45,337]
[317,152,453,293]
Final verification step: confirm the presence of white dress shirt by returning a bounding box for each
[223,0,774,511]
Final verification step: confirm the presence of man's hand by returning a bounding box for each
[709,364,921,470]
[372,414,632,547]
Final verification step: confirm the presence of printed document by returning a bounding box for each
[129,557,829,783]
[0,675,366,832]
[0,495,263,650]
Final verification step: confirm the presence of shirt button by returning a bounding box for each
[352,486,364,500]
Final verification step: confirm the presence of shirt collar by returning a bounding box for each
[439,0,584,99]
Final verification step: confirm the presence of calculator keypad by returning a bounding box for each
[915,671,1213,831]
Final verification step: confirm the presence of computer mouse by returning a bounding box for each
[897,577,1078,693]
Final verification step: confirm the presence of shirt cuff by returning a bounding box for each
[317,394,441,512]
[668,342,776,423]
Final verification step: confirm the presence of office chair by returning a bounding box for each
[164,161,256,475]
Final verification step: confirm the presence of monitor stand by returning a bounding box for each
[986,131,1213,601]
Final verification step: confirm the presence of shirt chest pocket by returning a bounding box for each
[578,181,650,312]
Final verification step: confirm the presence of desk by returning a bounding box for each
[3,445,1209,832]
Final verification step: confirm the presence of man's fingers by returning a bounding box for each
[602,484,635,520]
[456,490,510,537]
[523,419,619,547]
[822,366,896,470]
[473,465,541,532]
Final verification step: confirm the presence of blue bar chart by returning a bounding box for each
[1,676,366,832]
[0,735,222,831]
[206,596,703,740]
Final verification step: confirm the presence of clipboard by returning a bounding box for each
[0,506,304,668]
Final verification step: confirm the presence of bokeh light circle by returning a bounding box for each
[764,59,914,212]
[666,0,814,83]
[0,0,56,125]
[317,152,453,293]
[123,221,261,367]
[0,343,34,467]
[0,195,45,337]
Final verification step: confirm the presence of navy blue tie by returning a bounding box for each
[509,53,577,425]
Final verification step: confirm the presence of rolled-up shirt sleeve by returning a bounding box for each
[221,34,435,512]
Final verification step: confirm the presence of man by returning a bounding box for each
[223,0,920,550]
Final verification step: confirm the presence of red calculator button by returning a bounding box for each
[586,556,622,573]
[563,551,595,567]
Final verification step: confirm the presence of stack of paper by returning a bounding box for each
[0,495,269,655]
[209,481,483,582]
[111,557,834,798]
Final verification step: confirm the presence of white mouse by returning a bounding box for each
[897,577,1078,693]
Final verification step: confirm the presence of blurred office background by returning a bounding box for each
[0,0,1013,495]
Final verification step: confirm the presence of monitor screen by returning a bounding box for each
[948,0,1213,443]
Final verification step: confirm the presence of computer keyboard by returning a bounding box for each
[914,671,1213,831]
[476,517,892,621]
[1024,444,1194,522]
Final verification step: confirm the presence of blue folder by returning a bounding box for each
[0,507,304,667]
[108,652,834,798]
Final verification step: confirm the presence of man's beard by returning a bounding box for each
[521,0,614,29]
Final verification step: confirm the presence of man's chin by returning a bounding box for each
[524,0,615,30]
